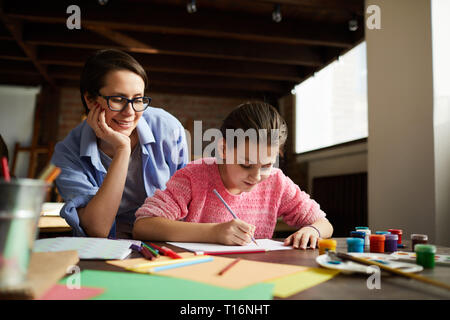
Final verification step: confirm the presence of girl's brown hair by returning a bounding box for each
[220,101,288,155]
[80,49,148,114]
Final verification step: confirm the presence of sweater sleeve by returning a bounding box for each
[277,174,326,227]
[135,169,192,221]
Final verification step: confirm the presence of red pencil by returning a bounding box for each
[218,258,241,276]
[1,157,10,182]
[196,249,266,256]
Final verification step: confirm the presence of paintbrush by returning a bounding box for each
[327,251,450,291]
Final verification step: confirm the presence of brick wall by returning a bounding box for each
[56,87,245,152]
[55,88,303,186]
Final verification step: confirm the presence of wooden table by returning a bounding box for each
[38,216,71,233]
[75,237,450,300]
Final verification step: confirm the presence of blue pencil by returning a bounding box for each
[212,189,258,246]
[150,256,214,272]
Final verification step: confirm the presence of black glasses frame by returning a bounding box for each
[99,95,152,112]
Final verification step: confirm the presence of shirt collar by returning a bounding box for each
[136,115,155,145]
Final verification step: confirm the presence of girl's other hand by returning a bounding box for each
[284,227,320,250]
[214,219,256,246]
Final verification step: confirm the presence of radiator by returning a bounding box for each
[312,173,368,237]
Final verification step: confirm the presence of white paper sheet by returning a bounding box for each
[167,239,293,253]
[40,202,65,216]
[33,237,141,260]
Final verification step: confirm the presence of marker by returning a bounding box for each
[149,243,182,259]
[162,246,182,259]
[217,258,241,276]
[212,189,258,246]
[1,157,11,182]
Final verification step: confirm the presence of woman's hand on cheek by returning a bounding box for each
[284,228,319,250]
[87,105,131,153]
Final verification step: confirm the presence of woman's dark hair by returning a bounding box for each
[220,101,288,155]
[80,49,148,114]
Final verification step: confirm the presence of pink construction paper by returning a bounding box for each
[38,284,104,300]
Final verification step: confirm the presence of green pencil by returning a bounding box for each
[142,243,159,257]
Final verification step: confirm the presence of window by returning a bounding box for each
[294,42,368,153]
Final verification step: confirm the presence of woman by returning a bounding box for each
[52,49,188,239]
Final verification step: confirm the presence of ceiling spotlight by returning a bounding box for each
[272,4,282,23]
[187,0,197,14]
[349,18,358,31]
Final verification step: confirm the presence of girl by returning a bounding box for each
[133,102,333,249]
[52,49,188,239]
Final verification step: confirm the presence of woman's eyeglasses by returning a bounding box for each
[99,95,152,112]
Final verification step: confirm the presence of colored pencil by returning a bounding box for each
[196,249,266,256]
[142,243,159,257]
[1,156,10,182]
[38,163,56,180]
[128,256,213,271]
[148,256,213,273]
[44,167,61,184]
[218,258,241,276]
[141,246,156,260]
[212,189,258,246]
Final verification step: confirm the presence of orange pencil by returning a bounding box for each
[44,167,61,184]
[217,258,241,276]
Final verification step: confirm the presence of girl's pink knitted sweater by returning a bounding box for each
[135,157,326,239]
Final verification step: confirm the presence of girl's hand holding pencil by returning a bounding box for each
[214,219,256,246]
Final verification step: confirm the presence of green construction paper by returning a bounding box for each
[59,269,274,300]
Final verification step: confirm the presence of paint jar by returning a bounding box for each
[347,237,364,253]
[388,229,403,245]
[384,234,398,252]
[350,231,366,246]
[375,231,390,235]
[411,234,428,251]
[369,235,385,253]
[415,244,436,269]
[318,239,337,255]
[355,227,371,248]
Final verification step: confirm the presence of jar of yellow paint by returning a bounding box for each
[318,239,337,255]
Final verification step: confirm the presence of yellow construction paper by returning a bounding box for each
[265,267,340,298]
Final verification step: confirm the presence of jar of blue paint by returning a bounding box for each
[347,237,364,253]
[350,231,366,246]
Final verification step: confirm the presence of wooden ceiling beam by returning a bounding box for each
[36,46,309,82]
[4,2,355,47]
[23,23,324,67]
[44,65,293,94]
[0,12,55,87]
[149,84,282,101]
[0,40,29,61]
